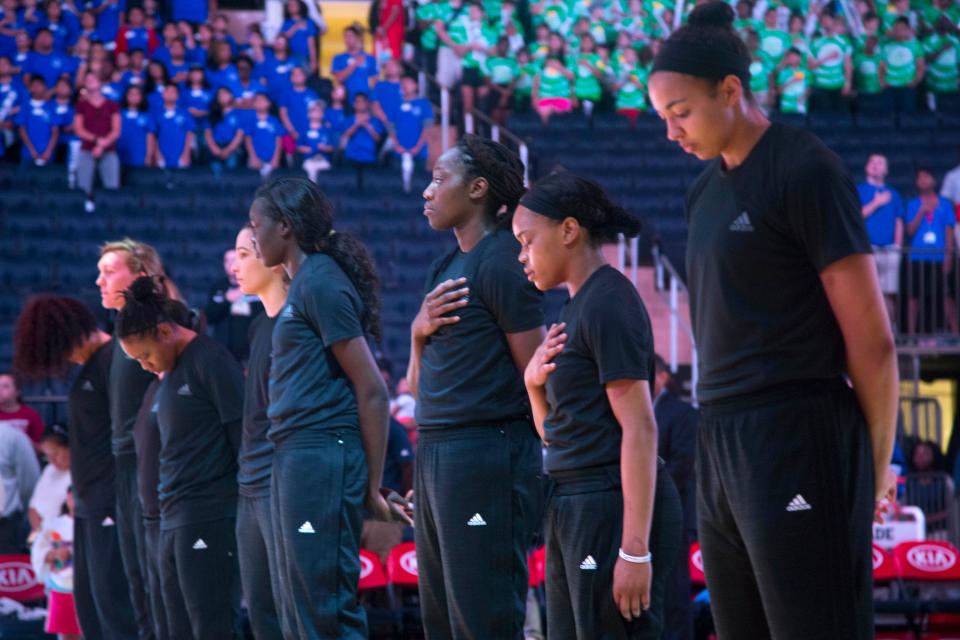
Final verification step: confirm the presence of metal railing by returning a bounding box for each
[651,244,699,404]
[888,248,959,343]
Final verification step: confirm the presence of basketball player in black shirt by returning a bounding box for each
[407,135,545,639]
[648,3,899,637]
[13,295,138,640]
[514,172,683,639]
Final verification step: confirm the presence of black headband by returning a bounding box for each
[518,188,568,222]
[652,39,750,85]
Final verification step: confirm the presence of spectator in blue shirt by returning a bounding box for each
[16,75,58,165]
[232,54,261,129]
[206,40,243,95]
[279,65,319,143]
[298,101,334,181]
[155,83,194,168]
[257,35,295,101]
[0,55,25,110]
[165,38,190,85]
[52,76,78,184]
[858,153,905,323]
[77,10,98,45]
[151,22,179,68]
[144,59,170,116]
[118,6,151,54]
[341,92,384,166]
[905,168,958,334]
[24,29,74,93]
[280,0,319,73]
[211,14,239,56]
[331,25,378,100]
[390,74,433,163]
[183,65,212,134]
[244,91,282,176]
[43,1,79,53]
[88,0,125,47]
[13,31,31,70]
[205,86,245,174]
[371,58,402,126]
[118,83,156,167]
[17,0,44,38]
[324,83,347,136]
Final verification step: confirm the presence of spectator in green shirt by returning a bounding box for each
[514,49,537,109]
[416,0,451,76]
[923,17,960,96]
[808,11,853,111]
[854,35,886,97]
[569,33,606,115]
[882,16,925,113]
[735,0,762,37]
[533,54,575,124]
[759,7,792,66]
[776,47,810,113]
[787,13,810,60]
[614,46,649,126]
[484,37,520,123]
[747,29,775,111]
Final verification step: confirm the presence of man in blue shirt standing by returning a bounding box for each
[331,25,378,100]
[858,153,905,326]
[390,74,433,164]
[16,75,58,165]
[24,29,75,92]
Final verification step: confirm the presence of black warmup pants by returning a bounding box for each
[270,429,367,640]
[159,517,242,639]
[662,530,694,640]
[116,452,155,639]
[697,380,874,640]
[414,420,543,640]
[143,517,170,640]
[74,514,138,639]
[545,463,682,640]
[237,494,285,640]
[0,510,29,553]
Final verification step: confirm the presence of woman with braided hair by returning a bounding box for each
[406,134,545,638]
[248,176,406,639]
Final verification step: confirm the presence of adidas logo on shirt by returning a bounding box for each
[192,539,208,550]
[580,555,598,570]
[729,211,754,232]
[177,384,192,396]
[81,380,95,392]
[298,521,316,534]
[466,513,487,527]
[786,494,812,512]
[101,516,115,527]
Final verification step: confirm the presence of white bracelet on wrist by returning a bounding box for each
[618,548,652,564]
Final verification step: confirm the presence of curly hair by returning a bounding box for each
[454,134,526,228]
[13,295,99,379]
[525,171,642,244]
[253,177,382,342]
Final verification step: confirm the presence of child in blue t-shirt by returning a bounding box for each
[16,75,58,165]
[52,77,78,184]
[155,83,194,168]
[280,0,319,72]
[278,65,320,144]
[118,84,156,167]
[244,92,282,176]
[340,92,385,165]
[298,101,334,181]
[182,65,212,133]
[371,58,403,125]
[205,86,245,171]
[390,74,433,163]
[324,84,347,137]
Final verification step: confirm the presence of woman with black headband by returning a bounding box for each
[248,177,404,639]
[647,3,898,638]
[514,171,682,640]
[407,134,544,638]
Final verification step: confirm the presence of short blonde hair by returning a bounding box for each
[99,238,183,302]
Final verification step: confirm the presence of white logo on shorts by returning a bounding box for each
[192,539,208,550]
[298,521,316,534]
[786,494,812,512]
[466,513,487,526]
[580,555,598,570]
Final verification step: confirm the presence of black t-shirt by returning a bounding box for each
[156,335,243,529]
[684,123,871,404]
[239,312,276,498]
[416,229,544,427]
[544,266,654,474]
[69,340,117,518]
[268,253,365,441]
[133,379,161,520]
[110,332,156,456]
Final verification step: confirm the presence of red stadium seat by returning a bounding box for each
[873,543,900,583]
[894,541,960,582]
[0,555,45,602]
[359,548,388,591]
[689,542,705,587]
[528,546,545,588]
[386,542,419,587]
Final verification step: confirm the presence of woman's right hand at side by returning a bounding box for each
[524,322,566,389]
[411,277,469,342]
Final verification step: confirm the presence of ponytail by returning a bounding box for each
[253,178,382,342]
[455,134,526,228]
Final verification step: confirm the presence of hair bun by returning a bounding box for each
[687,1,735,29]
[128,275,165,303]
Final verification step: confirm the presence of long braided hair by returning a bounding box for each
[454,134,526,229]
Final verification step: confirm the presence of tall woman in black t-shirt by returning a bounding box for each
[248,177,402,639]
[116,277,244,640]
[513,172,682,639]
[13,295,138,640]
[406,134,545,638]
[646,3,899,637]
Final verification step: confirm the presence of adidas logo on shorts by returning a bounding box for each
[192,539,208,550]
[298,521,316,534]
[729,211,754,232]
[580,555,598,570]
[101,516,114,527]
[466,513,487,527]
[177,384,192,396]
[81,380,95,392]
[786,494,812,512]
